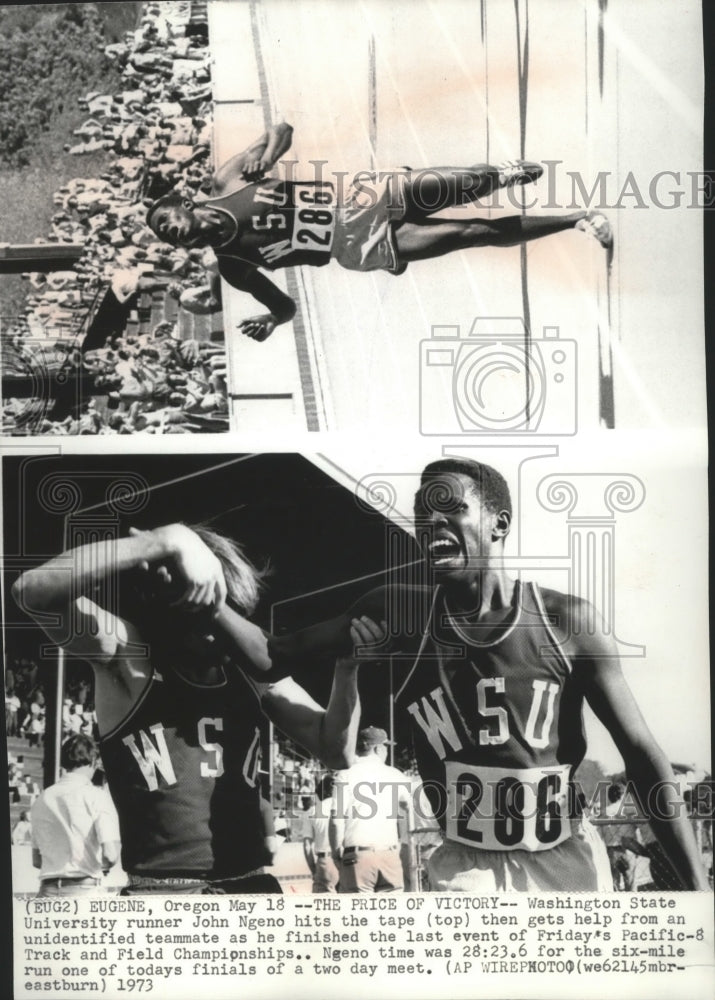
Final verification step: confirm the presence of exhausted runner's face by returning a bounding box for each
[415,472,496,580]
[151,200,203,247]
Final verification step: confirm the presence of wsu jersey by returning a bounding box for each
[395,580,586,854]
[207,179,336,270]
[99,665,266,878]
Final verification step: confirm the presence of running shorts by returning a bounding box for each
[427,818,612,892]
[332,169,408,275]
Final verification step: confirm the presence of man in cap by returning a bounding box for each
[330,726,412,892]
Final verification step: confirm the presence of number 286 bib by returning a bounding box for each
[290,183,336,253]
[444,761,573,852]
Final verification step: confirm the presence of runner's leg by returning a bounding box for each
[402,162,543,221]
[394,211,588,262]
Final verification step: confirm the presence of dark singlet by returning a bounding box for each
[395,580,586,853]
[208,179,336,270]
[99,665,266,878]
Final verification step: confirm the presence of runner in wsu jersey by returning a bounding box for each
[399,458,708,891]
[264,457,708,891]
[396,580,585,852]
[98,657,267,882]
[204,178,338,272]
[146,122,614,342]
[394,579,607,891]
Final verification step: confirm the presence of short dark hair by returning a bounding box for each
[316,774,334,800]
[145,190,188,236]
[417,457,512,517]
[607,781,626,804]
[60,734,97,771]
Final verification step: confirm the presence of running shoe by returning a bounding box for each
[497,159,544,186]
[575,212,614,251]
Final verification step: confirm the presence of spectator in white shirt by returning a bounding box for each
[31,734,120,896]
[331,727,412,892]
[303,774,340,893]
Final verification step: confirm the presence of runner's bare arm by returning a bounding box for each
[566,597,709,890]
[265,585,418,670]
[12,524,229,734]
[11,524,226,662]
[256,618,384,769]
[211,123,294,192]
[211,586,401,681]
[217,257,296,340]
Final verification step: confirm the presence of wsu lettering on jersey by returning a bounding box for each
[396,581,587,852]
[100,668,266,876]
[208,180,336,270]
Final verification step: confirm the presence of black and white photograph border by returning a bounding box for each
[0,0,711,998]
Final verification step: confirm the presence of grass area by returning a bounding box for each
[98,0,142,41]
[0,2,141,318]
[0,155,109,318]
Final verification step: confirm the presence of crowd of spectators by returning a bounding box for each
[2,1,229,436]
[7,656,45,817]
[61,673,98,740]
[6,657,44,743]
[271,740,327,835]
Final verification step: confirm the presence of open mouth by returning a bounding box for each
[427,535,463,568]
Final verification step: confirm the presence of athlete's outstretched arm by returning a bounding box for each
[258,617,384,770]
[266,585,409,669]
[569,599,709,890]
[12,523,226,654]
[211,122,293,193]
[217,257,296,341]
[12,523,227,733]
[212,585,395,680]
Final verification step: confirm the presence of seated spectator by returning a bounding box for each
[12,810,33,846]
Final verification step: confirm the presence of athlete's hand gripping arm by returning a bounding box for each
[211,123,294,192]
[569,598,709,890]
[258,616,386,770]
[210,584,395,680]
